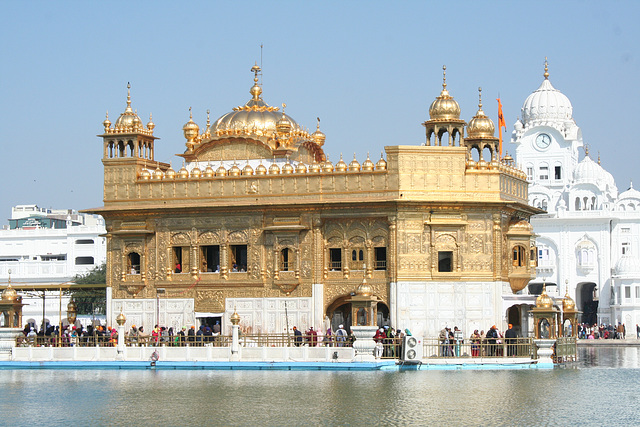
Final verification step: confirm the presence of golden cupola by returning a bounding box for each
[536,284,554,309]
[183,108,200,149]
[428,66,461,121]
[311,118,326,146]
[102,83,155,137]
[423,66,466,147]
[467,88,495,138]
[562,291,576,312]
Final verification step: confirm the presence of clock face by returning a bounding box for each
[535,133,551,149]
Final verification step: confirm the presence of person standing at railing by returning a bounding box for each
[505,324,517,356]
[293,326,303,346]
[188,326,196,343]
[336,324,347,347]
[470,330,481,357]
[453,327,463,357]
[138,326,149,346]
[307,327,318,347]
[323,327,332,347]
[486,326,498,356]
[129,325,138,345]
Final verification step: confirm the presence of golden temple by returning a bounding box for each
[88,65,539,337]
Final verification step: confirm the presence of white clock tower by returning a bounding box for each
[510,59,583,213]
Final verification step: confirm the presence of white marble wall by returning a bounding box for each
[224,297,312,335]
[396,281,508,338]
[112,298,195,332]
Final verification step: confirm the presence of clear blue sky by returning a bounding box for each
[1,1,638,220]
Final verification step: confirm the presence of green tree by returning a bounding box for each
[71,263,107,315]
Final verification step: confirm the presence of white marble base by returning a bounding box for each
[351,326,378,362]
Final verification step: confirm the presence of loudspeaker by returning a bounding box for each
[402,335,423,360]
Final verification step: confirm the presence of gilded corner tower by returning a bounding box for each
[89,65,539,337]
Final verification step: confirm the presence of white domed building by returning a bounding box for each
[511,60,640,332]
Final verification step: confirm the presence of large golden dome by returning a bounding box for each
[467,88,495,138]
[429,66,461,121]
[207,65,307,141]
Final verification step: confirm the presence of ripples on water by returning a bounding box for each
[0,347,638,426]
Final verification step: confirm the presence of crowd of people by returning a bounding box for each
[577,323,631,340]
[19,323,119,346]
[438,324,521,357]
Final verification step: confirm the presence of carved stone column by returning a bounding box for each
[389,216,397,283]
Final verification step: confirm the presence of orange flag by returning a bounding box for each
[496,98,506,159]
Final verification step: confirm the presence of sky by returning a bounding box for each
[0,1,639,221]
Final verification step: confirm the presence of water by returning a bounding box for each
[0,347,638,426]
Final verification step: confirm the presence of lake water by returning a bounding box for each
[0,347,638,426]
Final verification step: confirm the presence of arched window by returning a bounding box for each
[128,252,140,274]
[280,248,291,271]
[541,199,548,210]
[575,198,581,211]
[512,245,527,267]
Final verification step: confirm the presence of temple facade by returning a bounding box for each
[89,66,538,337]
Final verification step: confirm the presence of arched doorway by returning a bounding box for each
[577,282,598,325]
[326,296,390,333]
[507,305,522,336]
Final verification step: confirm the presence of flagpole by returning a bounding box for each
[496,97,506,160]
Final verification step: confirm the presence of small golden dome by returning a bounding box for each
[178,163,189,179]
[114,83,143,130]
[348,154,361,172]
[256,161,268,175]
[466,159,476,169]
[477,159,488,170]
[276,104,292,135]
[1,284,18,301]
[132,112,142,129]
[165,164,176,179]
[296,162,307,174]
[467,88,495,138]
[362,153,375,172]
[269,162,281,175]
[139,168,151,180]
[242,161,254,176]
[312,118,326,146]
[536,285,554,309]
[503,153,514,163]
[510,219,533,232]
[335,154,347,172]
[216,162,227,177]
[282,159,294,174]
[182,108,199,142]
[204,163,215,178]
[153,166,164,180]
[355,278,373,297]
[376,153,387,171]
[429,66,461,120]
[228,162,241,176]
[116,311,126,326]
[191,164,202,178]
[102,111,111,131]
[563,291,576,312]
[147,113,155,131]
[309,160,321,173]
[230,309,241,325]
[322,159,334,173]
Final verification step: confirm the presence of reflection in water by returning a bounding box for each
[0,347,638,426]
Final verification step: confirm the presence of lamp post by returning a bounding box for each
[116,310,126,360]
[230,308,240,361]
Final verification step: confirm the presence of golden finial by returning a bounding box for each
[478,87,483,109]
[125,82,133,113]
[206,109,210,127]
[282,103,286,114]
[250,62,262,100]
[442,65,447,90]
[251,62,261,83]
[189,106,193,119]
[316,117,321,129]
[544,57,549,80]
[598,151,601,165]
[584,144,589,157]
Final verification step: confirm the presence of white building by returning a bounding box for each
[511,63,640,332]
[0,205,107,329]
